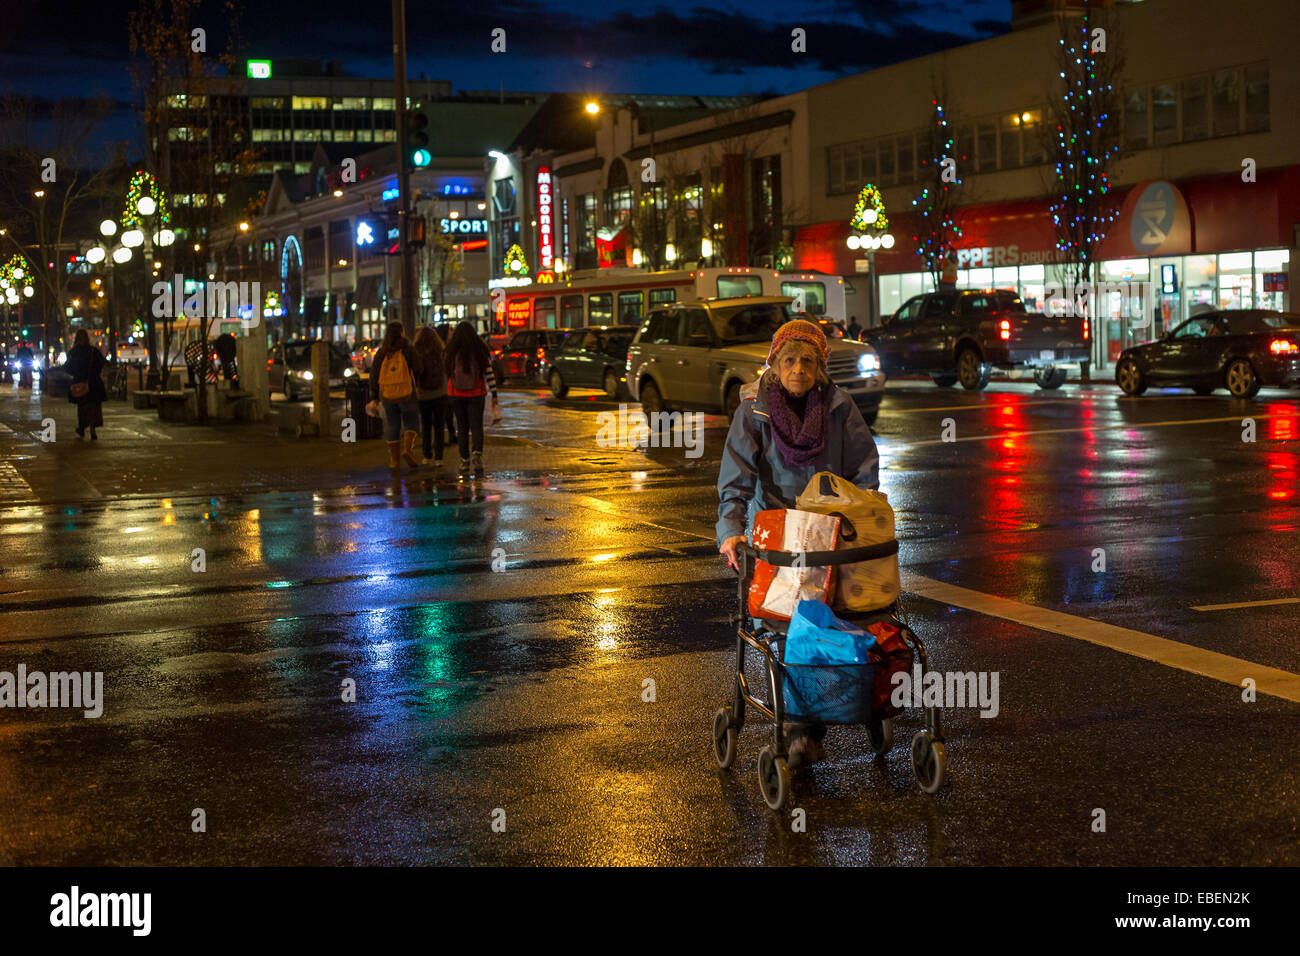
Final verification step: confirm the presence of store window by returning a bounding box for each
[1152,84,1178,146]
[1181,76,1208,141]
[1244,67,1269,132]
[1022,111,1043,164]
[1124,90,1149,148]
[1255,249,1291,311]
[1218,251,1255,310]
[977,122,997,172]
[897,135,914,184]
[1000,114,1021,169]
[1212,71,1240,137]
[561,295,583,328]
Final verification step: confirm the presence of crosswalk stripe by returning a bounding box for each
[901,572,1300,703]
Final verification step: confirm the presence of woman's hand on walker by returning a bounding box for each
[720,535,746,569]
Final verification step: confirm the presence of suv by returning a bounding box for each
[626,297,885,423]
[866,289,1088,390]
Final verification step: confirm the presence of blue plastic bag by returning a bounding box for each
[782,600,877,722]
[785,600,876,664]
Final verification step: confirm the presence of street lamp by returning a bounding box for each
[585,101,600,115]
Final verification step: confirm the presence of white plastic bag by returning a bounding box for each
[796,472,899,612]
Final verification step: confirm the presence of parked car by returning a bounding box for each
[1115,309,1300,398]
[626,296,885,424]
[269,340,353,401]
[865,289,1088,390]
[547,325,639,399]
[496,329,568,385]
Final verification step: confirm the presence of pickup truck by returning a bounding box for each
[865,289,1089,389]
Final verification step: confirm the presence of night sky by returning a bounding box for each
[4,0,1009,149]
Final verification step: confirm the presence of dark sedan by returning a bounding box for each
[547,325,638,399]
[1115,310,1300,398]
[495,329,567,385]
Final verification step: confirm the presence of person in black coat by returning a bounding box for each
[66,330,107,439]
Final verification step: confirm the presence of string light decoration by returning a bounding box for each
[503,243,529,276]
[911,99,965,280]
[121,170,171,229]
[1048,10,1119,278]
[0,254,36,302]
[850,185,889,233]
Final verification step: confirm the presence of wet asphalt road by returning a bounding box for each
[1,376,1298,865]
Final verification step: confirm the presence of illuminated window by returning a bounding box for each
[332,97,370,110]
[372,97,396,111]
[291,96,328,110]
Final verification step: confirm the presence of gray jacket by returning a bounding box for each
[716,378,880,546]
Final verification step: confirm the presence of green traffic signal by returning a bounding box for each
[411,149,431,167]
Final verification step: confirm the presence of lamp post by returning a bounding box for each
[845,193,895,327]
[587,100,659,270]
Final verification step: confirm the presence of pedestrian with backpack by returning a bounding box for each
[370,321,421,470]
[413,325,451,475]
[444,320,498,480]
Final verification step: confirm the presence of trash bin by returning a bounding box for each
[345,378,381,439]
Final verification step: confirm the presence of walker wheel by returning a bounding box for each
[911,731,946,794]
[757,745,791,811]
[867,717,894,756]
[712,706,738,770]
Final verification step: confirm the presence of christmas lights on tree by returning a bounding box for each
[121,170,170,229]
[503,243,529,276]
[1049,11,1118,271]
[911,99,965,281]
[850,185,889,233]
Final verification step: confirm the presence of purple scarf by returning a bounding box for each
[765,379,830,468]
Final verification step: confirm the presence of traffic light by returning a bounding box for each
[407,216,426,249]
[405,110,430,169]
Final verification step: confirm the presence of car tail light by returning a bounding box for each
[536,347,545,359]
[1082,320,1089,340]
[999,319,1011,341]
[1269,339,1298,354]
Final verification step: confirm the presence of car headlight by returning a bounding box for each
[857,352,880,376]
[300,370,314,381]
[343,367,354,378]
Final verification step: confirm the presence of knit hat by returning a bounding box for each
[767,319,829,368]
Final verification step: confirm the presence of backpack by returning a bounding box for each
[450,353,481,392]
[377,348,415,402]
[418,349,444,391]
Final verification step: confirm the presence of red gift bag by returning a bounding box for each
[747,509,841,620]
[866,620,912,717]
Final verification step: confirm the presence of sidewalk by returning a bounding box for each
[0,383,666,506]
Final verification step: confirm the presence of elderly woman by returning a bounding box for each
[717,318,880,767]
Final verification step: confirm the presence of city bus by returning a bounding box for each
[489,266,784,343]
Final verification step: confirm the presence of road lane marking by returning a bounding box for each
[901,572,1300,704]
[879,400,1084,413]
[894,412,1298,447]
[1192,597,1300,611]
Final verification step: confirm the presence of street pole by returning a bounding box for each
[392,0,415,338]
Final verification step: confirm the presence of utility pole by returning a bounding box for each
[391,0,415,337]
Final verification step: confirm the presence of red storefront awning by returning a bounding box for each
[795,165,1300,275]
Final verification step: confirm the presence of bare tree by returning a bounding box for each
[0,96,123,361]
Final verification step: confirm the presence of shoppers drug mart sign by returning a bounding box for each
[536,166,554,271]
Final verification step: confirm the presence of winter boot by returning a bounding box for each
[386,441,402,470]
[457,457,471,481]
[471,450,485,479]
[401,430,420,468]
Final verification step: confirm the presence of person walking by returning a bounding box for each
[717,318,879,769]
[412,326,451,475]
[444,321,498,481]
[369,321,421,471]
[846,316,862,341]
[66,330,108,440]
[15,343,34,389]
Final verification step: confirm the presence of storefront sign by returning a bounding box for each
[1264,272,1289,292]
[536,166,554,271]
[438,217,487,234]
[505,298,531,327]
[1114,180,1191,256]
[246,60,272,79]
